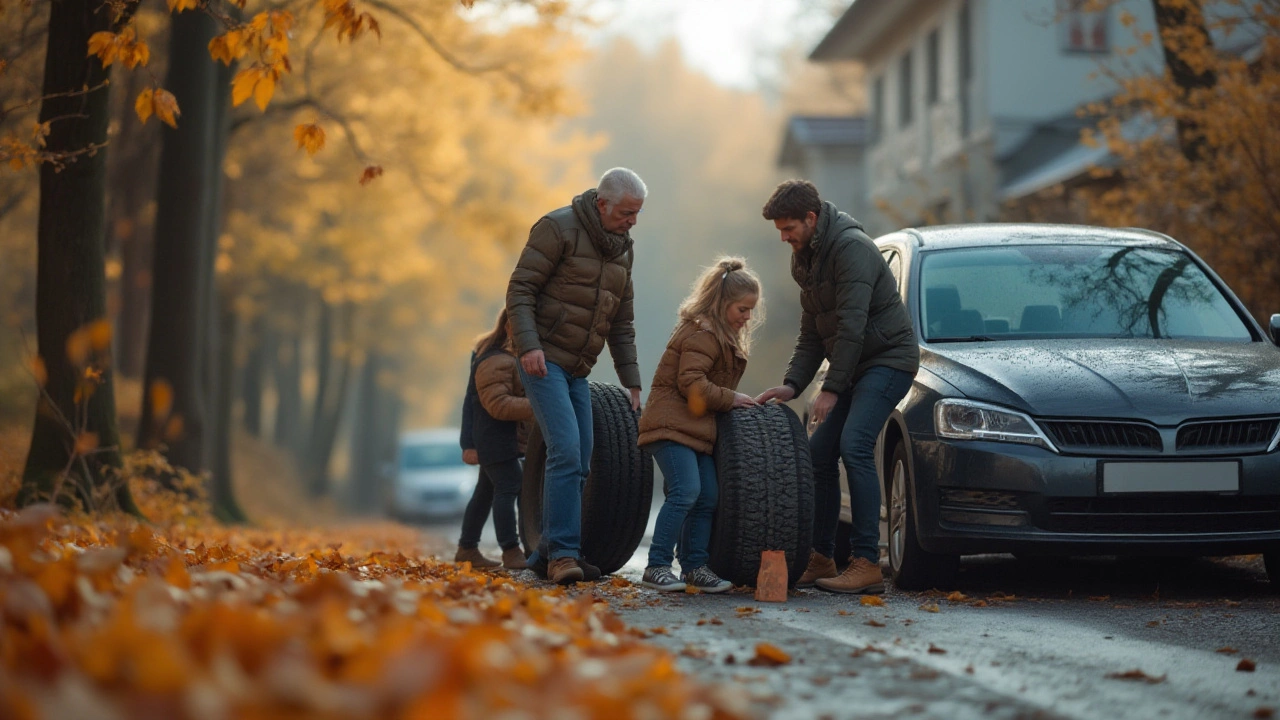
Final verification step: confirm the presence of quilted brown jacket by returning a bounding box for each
[506,189,641,388]
[637,319,747,455]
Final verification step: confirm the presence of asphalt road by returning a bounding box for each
[417,502,1279,720]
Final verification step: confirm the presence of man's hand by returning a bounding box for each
[629,387,642,412]
[462,449,479,465]
[521,349,548,378]
[755,385,797,404]
[732,392,759,409]
[809,390,839,426]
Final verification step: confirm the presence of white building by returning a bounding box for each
[777,116,873,223]
[808,0,1168,234]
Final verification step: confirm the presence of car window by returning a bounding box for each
[400,443,464,469]
[918,245,1252,341]
[881,248,902,290]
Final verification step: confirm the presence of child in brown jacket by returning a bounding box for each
[458,309,533,570]
[637,257,763,592]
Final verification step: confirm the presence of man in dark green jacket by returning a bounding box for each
[757,180,919,595]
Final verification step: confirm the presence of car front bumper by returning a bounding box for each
[909,436,1280,556]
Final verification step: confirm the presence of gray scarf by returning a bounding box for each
[572,189,632,260]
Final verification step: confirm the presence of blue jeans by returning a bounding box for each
[646,440,717,570]
[519,361,593,561]
[810,366,914,564]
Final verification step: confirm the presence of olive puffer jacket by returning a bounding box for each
[783,201,919,396]
[638,318,747,455]
[506,189,641,389]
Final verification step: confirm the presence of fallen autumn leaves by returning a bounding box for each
[0,504,747,719]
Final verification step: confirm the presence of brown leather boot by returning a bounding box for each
[815,557,885,594]
[501,547,528,570]
[549,557,584,585]
[796,551,838,588]
[454,547,500,569]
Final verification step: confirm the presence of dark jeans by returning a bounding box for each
[646,440,717,570]
[458,458,523,550]
[518,362,593,561]
[810,366,915,564]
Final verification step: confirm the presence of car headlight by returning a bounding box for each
[934,399,1058,452]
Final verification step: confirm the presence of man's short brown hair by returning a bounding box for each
[762,179,822,221]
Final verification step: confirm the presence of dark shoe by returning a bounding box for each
[641,565,686,592]
[502,547,527,570]
[454,547,501,569]
[796,551,837,588]
[682,565,732,593]
[577,557,602,581]
[549,557,584,585]
[815,557,885,594]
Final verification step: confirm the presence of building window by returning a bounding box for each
[872,75,885,141]
[1060,0,1109,53]
[898,51,914,129]
[926,29,940,105]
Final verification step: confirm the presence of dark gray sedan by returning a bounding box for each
[807,224,1280,590]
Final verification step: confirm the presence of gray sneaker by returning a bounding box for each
[682,565,732,594]
[642,565,686,592]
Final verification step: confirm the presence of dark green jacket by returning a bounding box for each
[783,202,919,395]
[506,190,641,388]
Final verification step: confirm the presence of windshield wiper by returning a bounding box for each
[928,335,999,343]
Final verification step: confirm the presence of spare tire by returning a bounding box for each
[520,382,654,575]
[709,403,814,588]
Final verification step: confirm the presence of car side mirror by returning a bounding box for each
[1271,314,1280,345]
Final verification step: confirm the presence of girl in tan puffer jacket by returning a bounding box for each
[637,257,764,592]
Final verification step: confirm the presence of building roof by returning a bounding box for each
[810,0,922,62]
[999,114,1162,201]
[778,115,869,168]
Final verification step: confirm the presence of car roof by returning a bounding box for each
[881,223,1181,251]
[399,428,461,445]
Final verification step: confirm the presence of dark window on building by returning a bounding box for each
[926,29,940,105]
[958,0,972,136]
[898,51,914,129]
[1060,0,1109,53]
[872,75,884,141]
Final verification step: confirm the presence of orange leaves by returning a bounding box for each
[294,123,326,155]
[860,595,885,607]
[359,165,384,185]
[321,0,381,42]
[134,88,180,128]
[87,27,150,69]
[747,643,791,667]
[208,29,251,65]
[686,387,707,417]
[232,67,278,111]
[148,379,174,420]
[166,0,199,12]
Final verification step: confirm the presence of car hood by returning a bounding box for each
[922,339,1280,424]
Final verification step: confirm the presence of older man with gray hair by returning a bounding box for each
[507,167,647,584]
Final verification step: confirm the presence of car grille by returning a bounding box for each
[1038,496,1280,534]
[1040,421,1163,453]
[1176,418,1280,453]
[939,489,1020,510]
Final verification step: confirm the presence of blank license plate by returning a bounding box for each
[1102,461,1239,494]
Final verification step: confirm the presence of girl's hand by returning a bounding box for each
[732,392,759,408]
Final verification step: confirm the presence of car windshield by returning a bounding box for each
[919,244,1252,341]
[400,443,464,470]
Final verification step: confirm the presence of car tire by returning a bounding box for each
[887,440,959,591]
[520,382,654,575]
[708,403,815,588]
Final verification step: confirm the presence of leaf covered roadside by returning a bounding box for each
[0,504,747,719]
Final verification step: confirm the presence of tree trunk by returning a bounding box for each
[272,320,304,452]
[21,0,139,514]
[305,304,355,497]
[241,313,269,437]
[348,352,383,512]
[1151,0,1217,162]
[138,10,221,474]
[210,292,247,523]
[307,298,335,456]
